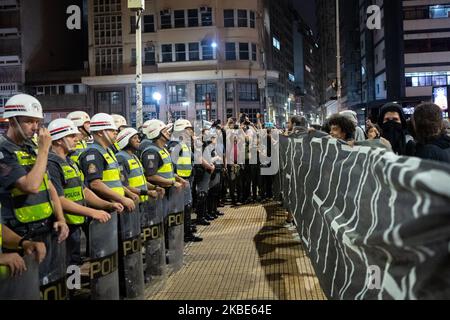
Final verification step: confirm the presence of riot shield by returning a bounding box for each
[37,232,68,300]
[89,212,120,300]
[0,254,40,300]
[118,208,144,299]
[165,186,185,274]
[140,199,166,293]
[197,172,211,194]
[184,179,193,206]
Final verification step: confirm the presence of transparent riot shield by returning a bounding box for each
[165,186,185,274]
[89,212,119,300]
[0,255,40,300]
[118,208,144,300]
[37,232,67,300]
[140,199,166,293]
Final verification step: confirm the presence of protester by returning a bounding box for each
[412,103,450,163]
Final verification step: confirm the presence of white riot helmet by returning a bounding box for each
[48,118,80,141]
[67,111,90,128]
[116,127,139,150]
[89,113,118,133]
[3,94,43,119]
[112,114,128,129]
[173,119,193,132]
[143,119,167,140]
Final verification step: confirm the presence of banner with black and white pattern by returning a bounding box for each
[278,132,450,300]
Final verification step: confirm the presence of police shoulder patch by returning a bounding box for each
[86,154,96,162]
[87,163,97,174]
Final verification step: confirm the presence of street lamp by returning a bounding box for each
[153,91,162,120]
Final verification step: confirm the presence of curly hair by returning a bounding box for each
[328,114,356,140]
[413,103,444,144]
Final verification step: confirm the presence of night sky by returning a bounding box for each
[293,0,317,34]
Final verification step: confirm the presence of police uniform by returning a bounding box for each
[47,152,86,265]
[167,139,197,241]
[79,141,125,197]
[116,150,149,203]
[0,136,66,299]
[0,136,54,239]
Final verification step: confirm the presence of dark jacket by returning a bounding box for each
[415,135,450,164]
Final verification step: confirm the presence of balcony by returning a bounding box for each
[0,27,20,38]
[0,0,19,11]
[0,55,21,65]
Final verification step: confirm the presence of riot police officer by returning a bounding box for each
[47,118,117,266]
[0,94,69,298]
[78,113,135,212]
[66,111,91,165]
[168,119,202,243]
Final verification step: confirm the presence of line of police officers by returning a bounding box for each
[0,93,223,300]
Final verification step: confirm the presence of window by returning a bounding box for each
[429,5,450,19]
[201,7,212,26]
[169,84,187,103]
[144,47,156,65]
[251,43,257,61]
[239,83,259,101]
[143,15,155,33]
[195,83,217,102]
[273,37,280,50]
[175,43,186,61]
[225,42,236,60]
[405,72,450,87]
[59,86,65,94]
[160,11,172,29]
[238,10,248,27]
[131,48,136,66]
[73,85,79,94]
[201,41,214,60]
[239,108,259,123]
[196,109,216,121]
[433,75,447,86]
[188,9,199,27]
[130,16,136,34]
[224,9,235,27]
[189,43,200,61]
[250,11,255,28]
[226,82,234,101]
[162,44,173,62]
[172,111,187,120]
[174,10,185,28]
[239,43,249,60]
[94,15,122,47]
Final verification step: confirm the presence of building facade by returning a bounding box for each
[293,13,320,123]
[83,0,280,126]
[359,0,450,120]
[0,0,89,125]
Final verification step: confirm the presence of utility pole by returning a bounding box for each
[128,0,145,129]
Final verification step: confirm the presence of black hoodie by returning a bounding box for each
[415,134,450,164]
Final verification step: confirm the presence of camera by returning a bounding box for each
[233,124,239,130]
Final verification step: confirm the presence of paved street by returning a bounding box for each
[148,202,326,300]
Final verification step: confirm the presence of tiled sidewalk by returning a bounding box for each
[147,202,326,300]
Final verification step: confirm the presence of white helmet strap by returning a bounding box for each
[12,116,31,144]
[103,130,114,147]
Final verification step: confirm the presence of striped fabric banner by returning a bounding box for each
[278,132,450,300]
